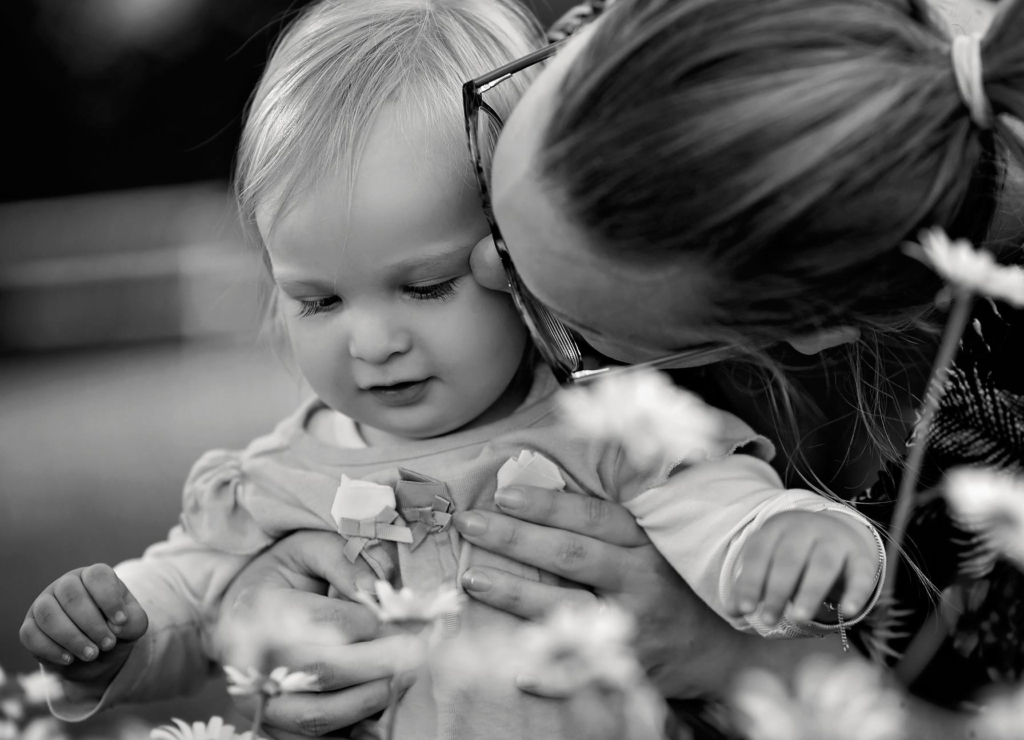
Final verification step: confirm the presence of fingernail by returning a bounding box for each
[494,488,524,511]
[113,611,127,625]
[461,569,491,592]
[739,599,755,613]
[791,607,811,622]
[100,637,115,650]
[82,646,98,660]
[61,652,73,665]
[454,512,486,536]
[109,623,124,636]
[841,600,858,614]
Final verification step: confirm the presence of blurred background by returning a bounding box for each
[0,0,1000,736]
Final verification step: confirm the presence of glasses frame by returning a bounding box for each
[463,43,748,384]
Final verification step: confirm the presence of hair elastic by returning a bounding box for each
[951,33,992,129]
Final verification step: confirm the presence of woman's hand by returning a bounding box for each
[209,531,421,739]
[452,487,755,699]
[452,487,850,700]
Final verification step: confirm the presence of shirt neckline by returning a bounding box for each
[287,367,561,466]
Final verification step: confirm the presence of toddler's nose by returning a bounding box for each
[347,309,412,364]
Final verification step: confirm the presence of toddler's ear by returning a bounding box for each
[785,326,860,355]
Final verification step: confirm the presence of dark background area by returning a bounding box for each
[0,0,579,204]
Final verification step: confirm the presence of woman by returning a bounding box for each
[214,0,1023,736]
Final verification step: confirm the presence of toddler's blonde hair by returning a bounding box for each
[235,0,544,332]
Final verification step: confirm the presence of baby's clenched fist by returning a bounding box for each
[20,564,148,684]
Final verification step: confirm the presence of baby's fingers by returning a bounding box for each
[788,544,845,622]
[81,564,147,640]
[731,529,783,615]
[53,571,119,653]
[30,591,100,663]
[840,551,881,618]
[20,613,74,667]
[758,535,817,626]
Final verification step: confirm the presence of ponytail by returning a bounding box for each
[981,0,1024,169]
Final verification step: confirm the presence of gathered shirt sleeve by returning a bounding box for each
[612,413,886,639]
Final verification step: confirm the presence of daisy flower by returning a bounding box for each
[353,581,463,629]
[519,601,642,695]
[18,717,71,740]
[906,227,1024,306]
[150,717,257,740]
[0,698,23,722]
[733,656,904,740]
[944,467,1024,568]
[17,671,64,706]
[559,368,724,469]
[218,598,351,676]
[224,666,317,697]
[979,684,1024,739]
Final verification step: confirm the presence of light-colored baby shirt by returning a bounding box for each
[50,367,884,739]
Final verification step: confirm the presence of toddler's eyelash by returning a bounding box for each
[297,296,340,317]
[406,278,460,301]
[296,278,460,316]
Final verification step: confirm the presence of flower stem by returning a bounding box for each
[882,290,974,611]
[251,693,267,739]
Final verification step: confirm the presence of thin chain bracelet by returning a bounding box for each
[824,602,849,652]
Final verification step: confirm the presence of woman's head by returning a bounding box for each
[235,0,545,440]
[492,0,1024,360]
[490,0,1024,462]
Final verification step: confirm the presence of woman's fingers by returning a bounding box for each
[269,530,379,601]
[453,510,635,591]
[236,675,407,737]
[492,487,649,547]
[266,633,424,692]
[469,234,510,292]
[217,590,381,673]
[460,566,596,620]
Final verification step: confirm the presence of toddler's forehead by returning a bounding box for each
[257,112,470,239]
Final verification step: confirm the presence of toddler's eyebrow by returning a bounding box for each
[386,243,473,280]
[274,274,334,293]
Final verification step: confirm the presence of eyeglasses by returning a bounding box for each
[463,43,746,384]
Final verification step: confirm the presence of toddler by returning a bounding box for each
[21,1,885,738]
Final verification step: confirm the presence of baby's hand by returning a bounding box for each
[729,511,879,627]
[20,564,148,684]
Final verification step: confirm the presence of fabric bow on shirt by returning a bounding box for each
[396,469,455,550]
[331,476,413,580]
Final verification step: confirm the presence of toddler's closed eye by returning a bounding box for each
[405,277,461,301]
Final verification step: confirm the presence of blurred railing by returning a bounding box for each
[0,181,261,352]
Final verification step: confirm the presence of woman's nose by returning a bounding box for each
[346,308,412,364]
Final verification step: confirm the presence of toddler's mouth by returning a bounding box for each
[366,379,431,406]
